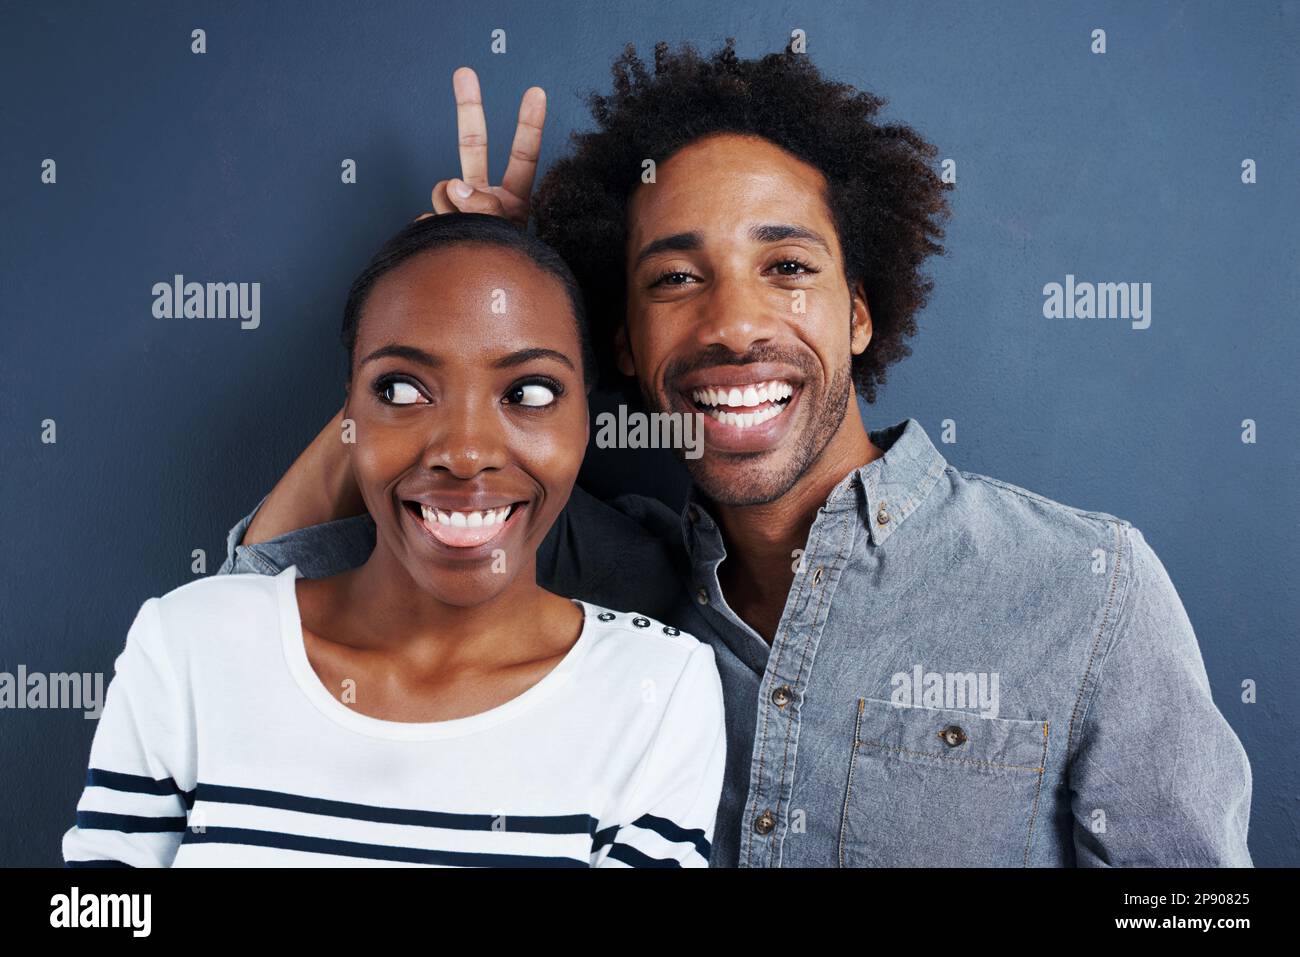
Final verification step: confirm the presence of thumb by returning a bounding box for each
[447,179,507,217]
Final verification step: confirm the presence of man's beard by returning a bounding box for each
[642,359,855,508]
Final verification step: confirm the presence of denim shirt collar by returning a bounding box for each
[679,418,949,556]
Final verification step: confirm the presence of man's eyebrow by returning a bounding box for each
[749,223,831,252]
[359,343,440,367]
[493,348,576,372]
[632,225,830,267]
[633,231,701,267]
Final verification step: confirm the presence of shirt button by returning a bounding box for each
[696,587,709,605]
[876,502,891,525]
[771,685,793,708]
[812,566,824,584]
[938,724,968,748]
[753,810,776,835]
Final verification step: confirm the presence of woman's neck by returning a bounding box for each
[308,540,571,673]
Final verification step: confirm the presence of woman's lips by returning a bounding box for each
[404,501,523,549]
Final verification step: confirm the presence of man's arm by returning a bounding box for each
[216,409,376,578]
[1069,525,1252,866]
[243,408,363,546]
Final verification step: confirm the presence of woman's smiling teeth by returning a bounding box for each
[419,504,513,528]
[412,502,519,549]
[691,380,795,428]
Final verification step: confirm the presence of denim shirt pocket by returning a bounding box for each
[838,697,1051,867]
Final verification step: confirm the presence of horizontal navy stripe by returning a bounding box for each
[182,826,588,867]
[631,813,711,859]
[67,859,133,868]
[76,811,187,833]
[604,842,684,868]
[195,782,598,835]
[591,824,619,851]
[87,768,195,807]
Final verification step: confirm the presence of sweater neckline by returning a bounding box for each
[275,565,595,741]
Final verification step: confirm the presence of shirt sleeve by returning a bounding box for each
[62,599,194,868]
[1069,525,1253,867]
[216,493,376,578]
[592,643,727,868]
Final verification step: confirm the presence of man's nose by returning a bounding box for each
[421,398,508,478]
[692,270,786,354]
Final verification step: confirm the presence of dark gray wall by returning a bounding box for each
[1,0,1296,865]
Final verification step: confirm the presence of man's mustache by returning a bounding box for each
[662,343,817,389]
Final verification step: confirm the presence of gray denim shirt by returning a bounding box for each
[220,418,1252,867]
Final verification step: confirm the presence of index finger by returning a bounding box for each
[500,86,547,208]
[453,67,490,189]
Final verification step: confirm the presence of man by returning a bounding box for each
[220,41,1251,867]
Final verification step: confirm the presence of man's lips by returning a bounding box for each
[400,499,527,549]
[688,379,795,428]
[671,370,805,454]
[674,362,805,394]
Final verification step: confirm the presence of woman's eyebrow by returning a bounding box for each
[359,343,440,367]
[494,348,576,372]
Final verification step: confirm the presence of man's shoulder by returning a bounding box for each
[563,486,681,541]
[945,466,1133,553]
[545,488,688,620]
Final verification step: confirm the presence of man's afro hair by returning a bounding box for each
[533,38,954,402]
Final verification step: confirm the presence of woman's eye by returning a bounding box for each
[508,383,558,408]
[382,380,423,405]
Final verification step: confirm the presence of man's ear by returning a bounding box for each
[614,324,636,378]
[850,280,873,356]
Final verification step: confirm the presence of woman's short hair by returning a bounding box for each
[341,212,594,386]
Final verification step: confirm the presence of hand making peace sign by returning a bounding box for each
[417,67,547,226]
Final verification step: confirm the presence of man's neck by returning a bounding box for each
[712,413,882,643]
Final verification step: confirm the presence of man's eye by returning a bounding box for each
[381,380,423,405]
[507,383,558,407]
[772,259,816,276]
[652,270,697,287]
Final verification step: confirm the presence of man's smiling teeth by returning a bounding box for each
[419,504,513,528]
[690,380,795,428]
[691,380,794,408]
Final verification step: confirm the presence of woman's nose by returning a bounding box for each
[421,400,508,478]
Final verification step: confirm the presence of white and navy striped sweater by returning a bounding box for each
[63,566,726,868]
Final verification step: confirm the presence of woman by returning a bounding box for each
[62,213,726,867]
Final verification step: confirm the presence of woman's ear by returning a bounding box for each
[614,324,636,378]
[850,280,873,356]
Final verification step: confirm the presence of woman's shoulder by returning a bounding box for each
[574,601,716,680]
[571,603,723,734]
[154,566,291,617]
[130,567,294,661]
